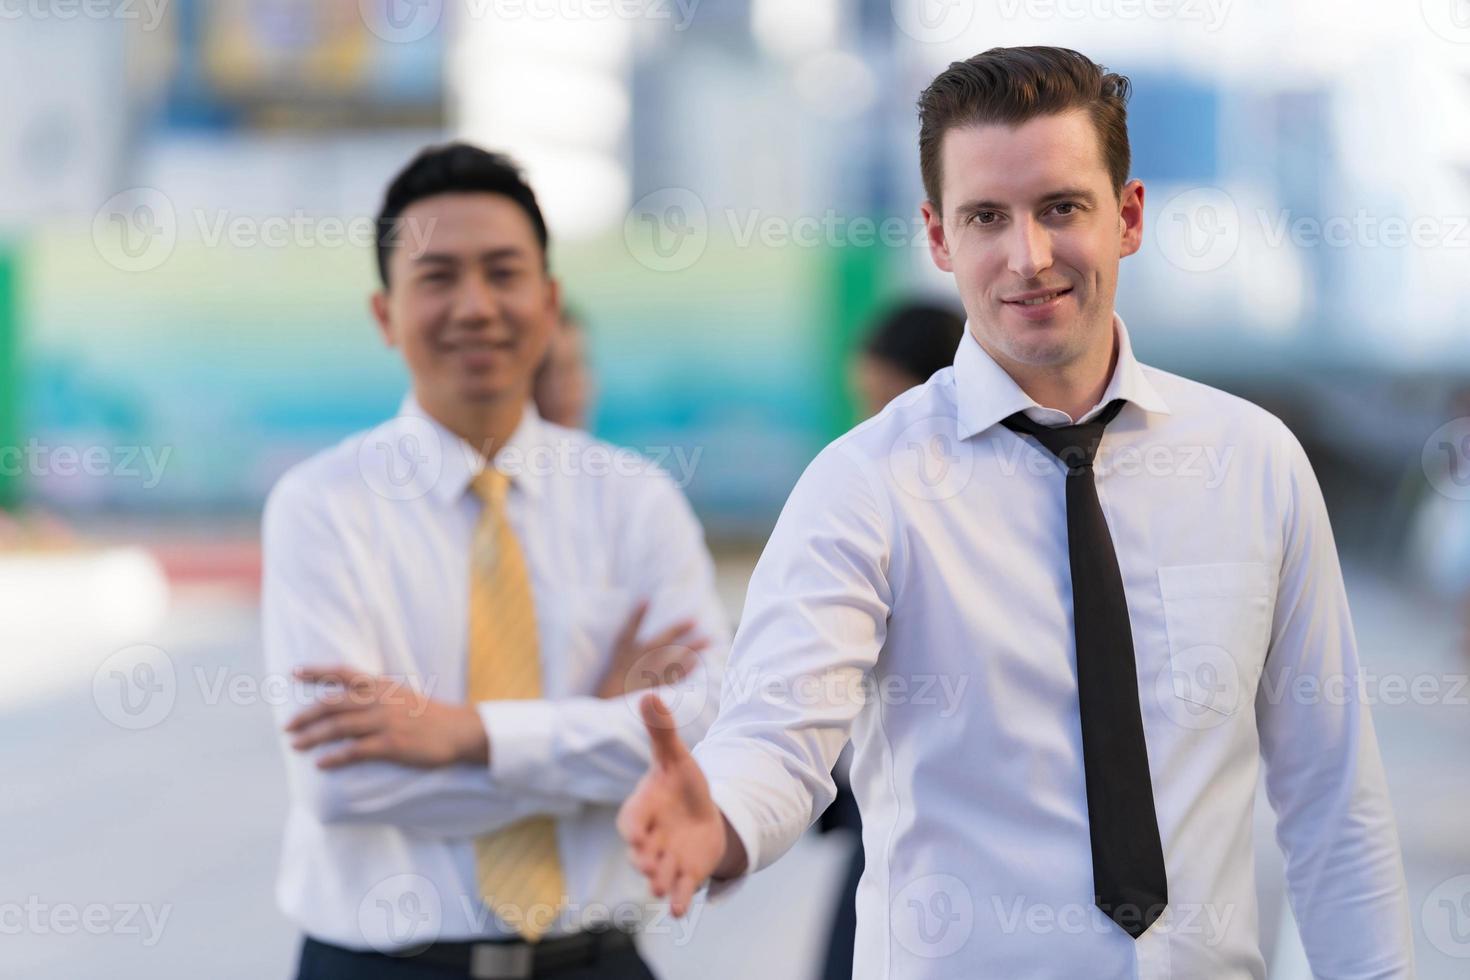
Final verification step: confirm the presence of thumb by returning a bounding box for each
[640,693,688,769]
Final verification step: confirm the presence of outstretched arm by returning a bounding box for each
[620,444,893,910]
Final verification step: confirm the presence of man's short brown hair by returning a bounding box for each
[917,46,1132,212]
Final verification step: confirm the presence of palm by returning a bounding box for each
[618,695,728,916]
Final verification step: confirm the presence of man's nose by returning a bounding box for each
[1007,217,1053,281]
[451,275,498,323]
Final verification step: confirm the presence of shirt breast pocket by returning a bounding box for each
[1156,562,1274,718]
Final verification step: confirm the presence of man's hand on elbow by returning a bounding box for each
[285,666,490,769]
[595,599,710,699]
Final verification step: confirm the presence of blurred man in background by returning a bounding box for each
[619,46,1412,978]
[263,143,730,979]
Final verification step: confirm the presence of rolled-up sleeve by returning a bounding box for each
[1255,423,1414,978]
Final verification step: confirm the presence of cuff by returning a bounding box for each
[478,699,559,787]
[707,779,763,890]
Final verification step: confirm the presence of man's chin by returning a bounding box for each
[457,383,519,404]
[985,325,1077,368]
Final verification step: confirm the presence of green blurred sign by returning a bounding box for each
[0,245,18,509]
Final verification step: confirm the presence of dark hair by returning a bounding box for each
[917,46,1131,212]
[375,142,550,287]
[862,301,966,385]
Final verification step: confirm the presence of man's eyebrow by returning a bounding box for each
[410,246,528,265]
[953,187,1099,214]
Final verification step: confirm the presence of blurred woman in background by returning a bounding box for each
[849,301,965,418]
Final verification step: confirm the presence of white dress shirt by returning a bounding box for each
[262,396,730,951]
[695,315,1412,979]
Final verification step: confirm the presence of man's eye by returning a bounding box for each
[1052,202,1080,216]
[972,211,998,225]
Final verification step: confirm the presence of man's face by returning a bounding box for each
[372,192,559,408]
[921,109,1143,374]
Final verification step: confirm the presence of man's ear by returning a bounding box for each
[370,289,395,347]
[920,200,953,273]
[1118,179,1145,259]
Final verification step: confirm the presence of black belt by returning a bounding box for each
[369,927,636,978]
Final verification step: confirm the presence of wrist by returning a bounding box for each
[456,704,491,765]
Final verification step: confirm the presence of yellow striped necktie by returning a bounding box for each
[467,467,566,943]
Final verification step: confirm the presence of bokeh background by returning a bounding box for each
[2,1,1469,977]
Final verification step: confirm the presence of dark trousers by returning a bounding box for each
[295,937,658,980]
[818,778,863,980]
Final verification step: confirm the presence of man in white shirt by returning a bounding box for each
[263,143,731,979]
[618,46,1414,978]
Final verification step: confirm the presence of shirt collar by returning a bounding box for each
[397,393,548,505]
[954,312,1170,440]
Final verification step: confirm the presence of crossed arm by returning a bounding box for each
[261,470,728,839]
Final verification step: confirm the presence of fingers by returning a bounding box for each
[290,710,382,751]
[671,871,698,918]
[292,665,370,687]
[287,667,380,728]
[640,694,689,769]
[627,844,658,881]
[653,642,706,686]
[613,600,650,653]
[639,618,700,655]
[618,798,666,892]
[315,734,390,769]
[284,695,362,733]
[651,847,678,898]
[616,784,660,848]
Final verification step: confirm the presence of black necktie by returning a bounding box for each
[1001,398,1168,939]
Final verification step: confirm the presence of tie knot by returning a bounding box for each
[1000,398,1127,474]
[471,467,511,507]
